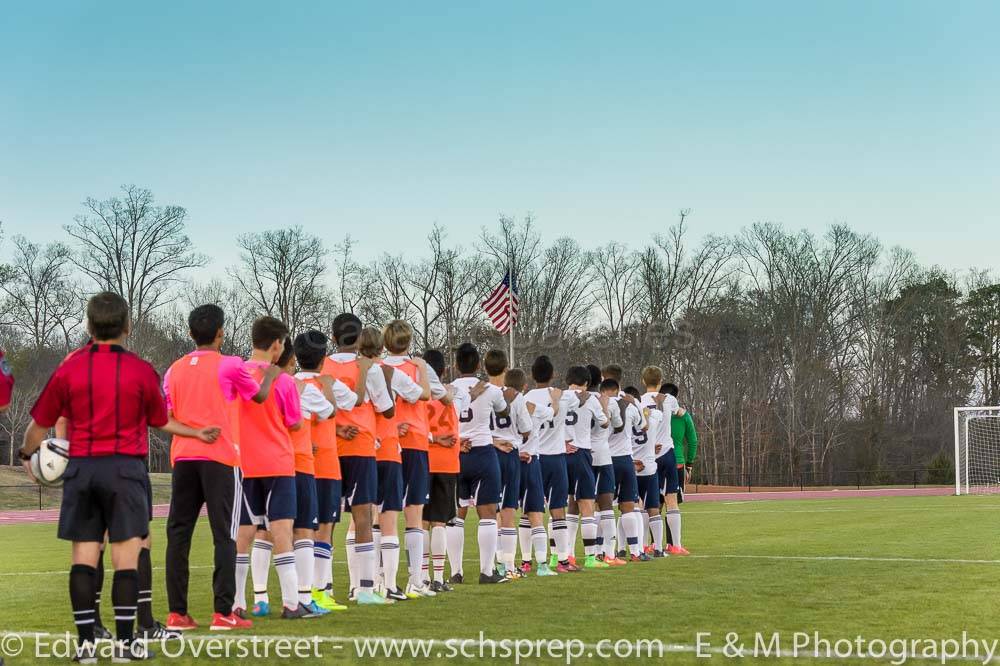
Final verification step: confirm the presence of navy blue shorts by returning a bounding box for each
[340,455,378,510]
[458,446,501,507]
[637,474,661,510]
[315,478,342,524]
[294,472,318,530]
[612,455,639,504]
[242,475,296,526]
[400,449,430,506]
[519,455,545,513]
[497,448,521,510]
[657,449,680,495]
[566,449,596,500]
[377,460,404,513]
[539,453,568,511]
[593,463,615,496]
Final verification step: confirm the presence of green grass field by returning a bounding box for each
[1,494,998,664]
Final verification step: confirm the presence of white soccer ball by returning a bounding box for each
[30,438,70,487]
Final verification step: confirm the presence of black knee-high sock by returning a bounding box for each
[94,548,105,629]
[137,547,154,628]
[70,564,97,644]
[112,570,139,642]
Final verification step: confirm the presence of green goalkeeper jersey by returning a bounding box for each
[670,411,698,467]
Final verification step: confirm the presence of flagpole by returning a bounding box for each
[508,259,515,367]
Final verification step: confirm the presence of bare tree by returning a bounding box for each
[64,185,207,330]
[590,241,640,336]
[230,227,329,332]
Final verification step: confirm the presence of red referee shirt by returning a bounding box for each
[31,344,169,458]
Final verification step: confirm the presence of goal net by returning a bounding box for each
[954,407,1000,495]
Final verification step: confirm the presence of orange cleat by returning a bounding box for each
[211,612,252,631]
[166,612,198,631]
[606,556,628,566]
[666,545,690,556]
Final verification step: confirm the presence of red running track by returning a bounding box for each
[0,487,954,525]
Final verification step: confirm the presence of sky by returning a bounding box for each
[1,1,997,275]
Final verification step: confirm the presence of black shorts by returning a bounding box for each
[425,473,457,524]
[58,456,150,543]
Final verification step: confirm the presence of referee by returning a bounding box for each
[20,292,220,663]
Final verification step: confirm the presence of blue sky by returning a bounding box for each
[1,1,997,273]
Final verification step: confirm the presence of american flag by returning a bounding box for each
[481,271,519,334]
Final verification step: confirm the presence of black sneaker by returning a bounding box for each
[429,580,453,593]
[137,621,181,641]
[478,572,509,585]
[94,624,113,641]
[448,573,464,585]
[281,603,319,619]
[384,588,409,601]
[72,642,98,664]
[616,550,628,559]
[652,549,665,558]
[111,640,154,662]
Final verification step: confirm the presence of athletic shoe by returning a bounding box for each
[357,589,394,605]
[250,601,270,617]
[519,561,532,575]
[312,589,347,611]
[210,612,252,631]
[281,603,320,619]
[232,607,248,619]
[505,567,523,580]
[606,556,628,566]
[666,545,690,556]
[165,612,198,631]
[429,580,453,593]
[405,582,437,598]
[643,545,655,555]
[583,555,610,569]
[479,572,509,584]
[348,587,358,602]
[448,573,464,585]
[94,624,113,641]
[386,588,410,601]
[567,555,577,567]
[630,553,652,562]
[652,549,666,558]
[72,642,97,664]
[111,640,153,662]
[616,550,628,559]
[306,601,331,615]
[555,562,570,573]
[535,563,558,576]
[548,554,558,569]
[495,563,508,577]
[136,621,181,641]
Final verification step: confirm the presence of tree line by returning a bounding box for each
[2,184,998,485]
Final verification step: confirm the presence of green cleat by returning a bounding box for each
[584,554,610,569]
[535,563,558,576]
[548,554,558,569]
[312,589,347,611]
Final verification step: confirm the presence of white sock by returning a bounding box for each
[372,526,382,587]
[293,539,314,606]
[499,527,517,570]
[234,553,250,611]
[517,516,531,564]
[550,517,568,561]
[431,526,447,583]
[566,514,580,555]
[580,516,598,557]
[531,526,548,564]
[477,519,498,576]
[313,541,332,592]
[251,539,272,603]
[446,518,464,577]
[273,551,299,610]
[404,528,423,588]
[421,529,431,584]
[649,515,664,552]
[600,511,615,558]
[623,511,641,556]
[380,536,400,592]
[346,531,358,592]
[666,509,682,548]
[356,541,376,591]
[640,510,650,549]
[616,514,626,553]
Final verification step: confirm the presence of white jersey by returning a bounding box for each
[591,393,621,467]
[609,397,643,458]
[641,391,680,455]
[451,377,507,448]
[566,393,607,451]
[522,399,555,456]
[632,404,660,476]
[295,371,358,412]
[524,388,580,456]
[491,391,532,448]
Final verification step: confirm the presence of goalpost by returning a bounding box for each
[954,406,1000,495]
